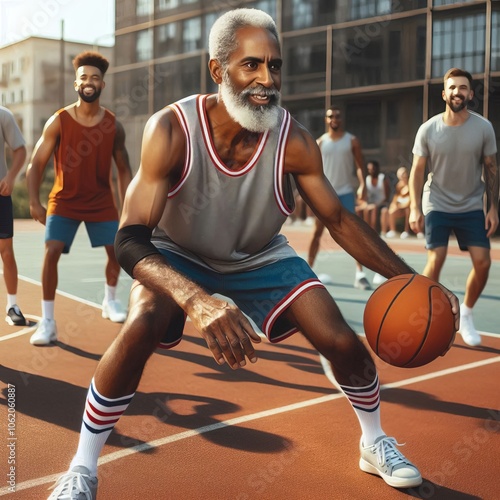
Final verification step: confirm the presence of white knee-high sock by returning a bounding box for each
[70,379,134,476]
[339,374,384,446]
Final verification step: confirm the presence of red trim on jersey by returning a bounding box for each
[157,337,183,350]
[167,101,192,198]
[274,110,293,216]
[262,279,325,340]
[198,94,270,177]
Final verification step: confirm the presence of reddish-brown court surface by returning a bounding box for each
[1,223,499,499]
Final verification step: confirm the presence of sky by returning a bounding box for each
[0,0,115,48]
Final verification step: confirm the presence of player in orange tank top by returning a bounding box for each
[26,51,133,346]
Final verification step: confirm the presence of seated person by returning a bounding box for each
[384,167,423,239]
[357,160,390,232]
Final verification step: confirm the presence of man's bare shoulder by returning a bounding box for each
[141,105,186,172]
[41,111,62,135]
[144,105,182,138]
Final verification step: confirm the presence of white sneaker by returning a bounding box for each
[416,232,424,239]
[48,465,98,499]
[400,231,409,240]
[30,319,57,346]
[354,276,371,290]
[459,312,481,346]
[372,273,387,285]
[385,230,396,238]
[102,299,127,323]
[359,436,422,488]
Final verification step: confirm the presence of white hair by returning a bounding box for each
[208,8,280,68]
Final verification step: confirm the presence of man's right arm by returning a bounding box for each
[351,136,366,199]
[408,155,427,234]
[26,115,60,225]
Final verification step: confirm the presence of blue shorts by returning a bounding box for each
[424,210,490,251]
[46,215,119,254]
[338,192,356,214]
[0,196,13,239]
[154,250,324,349]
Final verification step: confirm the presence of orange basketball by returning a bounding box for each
[363,274,456,368]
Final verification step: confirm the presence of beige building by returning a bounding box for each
[0,37,112,158]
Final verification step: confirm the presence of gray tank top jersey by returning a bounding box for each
[152,94,297,273]
[318,131,355,195]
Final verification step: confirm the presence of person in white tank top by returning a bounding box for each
[49,10,461,498]
[307,106,374,290]
[356,160,390,231]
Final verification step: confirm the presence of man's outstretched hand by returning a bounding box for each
[186,294,262,369]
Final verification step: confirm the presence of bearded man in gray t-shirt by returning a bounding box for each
[409,67,499,347]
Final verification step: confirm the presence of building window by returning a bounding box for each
[157,0,197,13]
[282,0,334,30]
[159,0,179,9]
[350,0,392,20]
[488,77,500,146]
[137,30,153,62]
[346,100,381,149]
[2,63,9,81]
[282,31,327,95]
[284,97,325,140]
[183,17,201,53]
[492,10,500,72]
[156,23,180,58]
[432,12,485,77]
[136,0,153,17]
[154,56,202,111]
[114,68,150,118]
[332,14,426,88]
[248,0,276,18]
[433,0,475,6]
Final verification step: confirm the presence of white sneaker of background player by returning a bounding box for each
[459,313,481,346]
[372,273,386,285]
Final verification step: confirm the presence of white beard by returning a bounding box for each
[220,73,280,133]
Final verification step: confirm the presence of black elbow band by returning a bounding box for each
[114,224,160,278]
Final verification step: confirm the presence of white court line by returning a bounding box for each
[18,273,102,308]
[2,354,499,496]
[0,318,38,340]
[0,275,101,342]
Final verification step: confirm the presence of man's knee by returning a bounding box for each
[470,250,491,274]
[127,288,179,341]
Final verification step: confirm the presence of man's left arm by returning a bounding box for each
[112,120,133,209]
[0,145,26,196]
[351,136,366,199]
[288,121,459,326]
[483,153,499,237]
